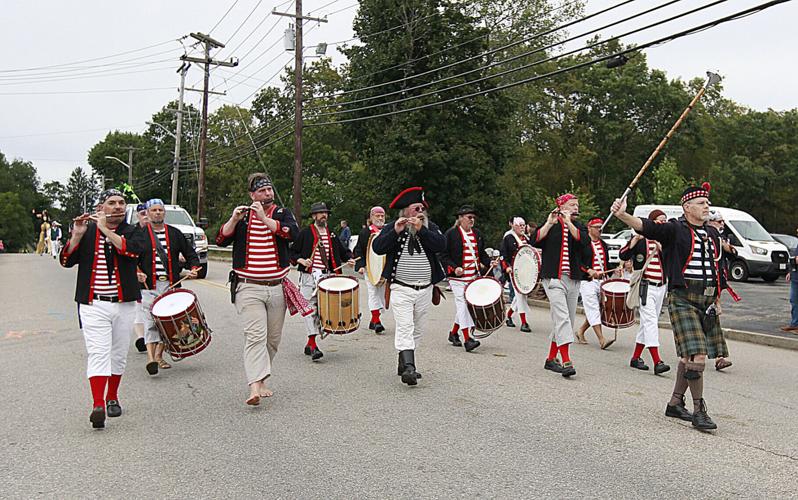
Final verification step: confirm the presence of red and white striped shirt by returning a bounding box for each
[643,240,664,284]
[590,240,605,272]
[453,228,478,281]
[92,234,119,296]
[236,216,288,280]
[560,226,570,277]
[311,229,332,271]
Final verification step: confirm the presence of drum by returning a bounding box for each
[600,279,635,329]
[465,277,505,338]
[150,289,212,360]
[317,275,361,335]
[365,234,386,286]
[511,244,541,295]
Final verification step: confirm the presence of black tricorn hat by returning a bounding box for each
[389,187,427,209]
[309,202,331,215]
[457,205,477,216]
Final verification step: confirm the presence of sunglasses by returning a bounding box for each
[411,205,427,213]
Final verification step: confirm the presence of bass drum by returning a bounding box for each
[365,233,386,286]
[511,244,541,295]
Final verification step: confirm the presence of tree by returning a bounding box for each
[0,192,31,252]
[61,167,99,220]
[652,156,687,205]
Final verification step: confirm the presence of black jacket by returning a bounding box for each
[500,232,531,272]
[353,225,380,271]
[60,221,148,304]
[291,224,351,274]
[638,217,726,291]
[371,220,447,285]
[138,224,200,288]
[580,238,610,280]
[215,205,299,271]
[441,226,491,277]
[533,220,589,280]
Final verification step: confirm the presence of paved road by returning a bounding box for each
[2,254,797,498]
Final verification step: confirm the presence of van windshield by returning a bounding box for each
[728,220,773,242]
[165,210,194,227]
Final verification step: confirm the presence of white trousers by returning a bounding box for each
[636,283,667,347]
[449,279,475,329]
[142,281,170,344]
[391,283,432,351]
[579,280,602,327]
[78,301,136,378]
[542,277,580,346]
[366,280,386,312]
[510,283,531,316]
[299,272,321,336]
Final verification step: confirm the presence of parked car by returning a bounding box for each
[601,229,633,265]
[772,234,798,258]
[125,204,209,278]
[634,205,790,282]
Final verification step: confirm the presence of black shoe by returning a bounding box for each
[106,400,122,418]
[399,350,418,386]
[368,321,376,330]
[630,357,650,371]
[561,361,576,378]
[135,337,146,353]
[692,399,718,431]
[304,345,312,356]
[505,318,516,328]
[654,361,671,375]
[544,359,563,373]
[146,361,158,375]
[397,353,421,378]
[448,333,462,347]
[665,396,693,422]
[464,338,481,352]
[374,323,385,334]
[90,406,105,429]
[520,323,531,333]
[310,347,324,361]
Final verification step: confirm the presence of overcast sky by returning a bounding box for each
[1,0,795,185]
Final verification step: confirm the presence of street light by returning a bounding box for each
[146,121,177,139]
[105,156,133,186]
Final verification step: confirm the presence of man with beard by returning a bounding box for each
[372,187,447,386]
[442,205,492,352]
[501,217,533,332]
[534,194,588,378]
[136,198,201,376]
[354,206,388,334]
[216,174,299,406]
[291,202,353,361]
[60,189,148,429]
[611,183,724,431]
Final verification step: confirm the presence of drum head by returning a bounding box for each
[318,276,358,292]
[602,279,630,294]
[365,234,385,286]
[511,245,540,295]
[152,290,195,317]
[465,278,502,306]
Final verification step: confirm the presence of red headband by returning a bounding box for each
[588,218,603,227]
[556,193,577,207]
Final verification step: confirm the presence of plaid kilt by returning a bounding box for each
[668,287,729,359]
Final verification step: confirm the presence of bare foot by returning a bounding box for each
[575,332,588,344]
[246,394,261,406]
[259,388,274,398]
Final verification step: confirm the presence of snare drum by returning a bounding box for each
[150,289,212,360]
[464,277,505,338]
[600,279,635,329]
[317,276,361,335]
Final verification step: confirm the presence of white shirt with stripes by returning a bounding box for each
[311,228,331,271]
[92,234,118,296]
[559,225,570,277]
[153,229,168,278]
[451,227,478,281]
[395,234,431,286]
[643,240,664,284]
[236,216,288,280]
[684,227,716,283]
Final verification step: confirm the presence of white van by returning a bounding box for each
[632,205,790,282]
[124,204,209,278]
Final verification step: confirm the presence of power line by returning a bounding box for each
[0,125,141,139]
[209,0,241,35]
[0,87,174,96]
[0,63,177,86]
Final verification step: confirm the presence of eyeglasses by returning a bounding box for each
[411,205,426,213]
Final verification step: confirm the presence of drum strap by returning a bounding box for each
[460,227,479,275]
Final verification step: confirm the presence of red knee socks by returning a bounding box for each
[507,308,514,319]
[451,323,460,335]
[558,343,571,363]
[461,328,471,342]
[307,335,317,349]
[89,376,108,408]
[371,309,381,324]
[632,343,645,359]
[648,347,662,364]
[520,313,527,325]
[106,374,122,401]
[547,341,558,361]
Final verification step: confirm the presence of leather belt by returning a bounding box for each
[642,279,664,287]
[93,294,120,303]
[157,276,169,282]
[240,277,283,287]
[394,280,431,290]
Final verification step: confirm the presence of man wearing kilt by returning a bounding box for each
[611,183,725,431]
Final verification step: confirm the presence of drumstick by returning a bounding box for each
[167,274,192,291]
[330,261,354,273]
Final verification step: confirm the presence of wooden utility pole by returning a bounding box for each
[181,32,238,221]
[171,62,189,205]
[272,3,327,220]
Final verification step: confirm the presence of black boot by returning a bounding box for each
[665,395,693,421]
[448,333,462,347]
[692,399,718,431]
[397,352,421,378]
[399,350,419,386]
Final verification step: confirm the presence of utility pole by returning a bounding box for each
[273,3,327,220]
[122,146,139,187]
[171,62,189,205]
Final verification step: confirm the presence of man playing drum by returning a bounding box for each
[611,183,726,431]
[618,209,671,375]
[534,193,588,378]
[60,189,148,429]
[442,205,492,352]
[216,174,299,406]
[353,206,388,334]
[500,217,533,332]
[135,198,201,376]
[372,187,447,386]
[291,202,353,361]
[576,217,615,349]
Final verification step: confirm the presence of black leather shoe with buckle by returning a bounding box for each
[654,361,671,375]
[464,338,480,352]
[505,318,516,328]
[544,359,563,373]
[90,406,106,429]
[630,357,650,371]
[310,347,323,361]
[106,400,122,418]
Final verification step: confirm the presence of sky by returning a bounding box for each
[1,0,796,186]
